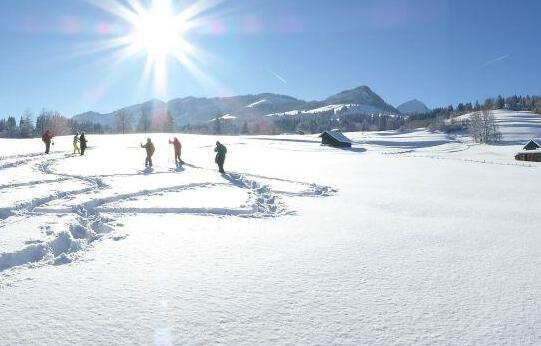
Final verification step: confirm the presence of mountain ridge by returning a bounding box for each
[72,86,401,128]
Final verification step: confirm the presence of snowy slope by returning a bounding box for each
[266,103,400,118]
[216,114,237,120]
[305,103,387,115]
[454,110,541,143]
[2,110,541,344]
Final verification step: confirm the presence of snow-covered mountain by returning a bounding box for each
[73,93,306,128]
[397,99,430,115]
[325,86,399,114]
[72,86,399,129]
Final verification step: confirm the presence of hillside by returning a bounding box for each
[72,86,399,129]
[453,110,541,144]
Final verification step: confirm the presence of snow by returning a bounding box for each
[266,103,397,118]
[305,103,383,115]
[217,114,237,120]
[2,110,541,344]
[245,99,268,108]
[454,110,541,144]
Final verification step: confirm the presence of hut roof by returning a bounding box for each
[524,138,541,150]
[524,138,541,148]
[320,130,352,144]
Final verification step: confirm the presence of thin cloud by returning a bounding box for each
[270,71,287,84]
[482,54,510,67]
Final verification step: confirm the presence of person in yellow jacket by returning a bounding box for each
[73,132,81,154]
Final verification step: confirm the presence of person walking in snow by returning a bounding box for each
[42,130,54,154]
[141,138,155,167]
[214,141,227,174]
[168,137,183,166]
[79,132,88,156]
[73,132,81,154]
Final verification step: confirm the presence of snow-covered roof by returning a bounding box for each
[525,138,541,146]
[321,130,352,143]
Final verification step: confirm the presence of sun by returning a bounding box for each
[84,0,224,97]
[129,1,186,62]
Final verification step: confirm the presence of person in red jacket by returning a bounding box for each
[42,130,54,154]
[168,137,183,166]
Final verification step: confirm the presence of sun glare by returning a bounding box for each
[84,0,224,97]
[130,2,185,61]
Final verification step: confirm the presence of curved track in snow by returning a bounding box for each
[0,152,336,275]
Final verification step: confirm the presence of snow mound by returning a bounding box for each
[0,216,112,272]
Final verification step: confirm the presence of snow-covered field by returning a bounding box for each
[1,110,541,345]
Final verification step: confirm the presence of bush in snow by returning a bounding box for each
[468,109,502,144]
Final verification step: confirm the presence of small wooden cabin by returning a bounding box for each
[515,151,541,162]
[320,130,352,148]
[523,138,541,151]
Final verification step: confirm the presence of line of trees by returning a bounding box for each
[406,95,541,130]
[178,112,407,136]
[273,111,406,134]
[114,106,176,134]
[0,110,111,138]
[3,94,540,138]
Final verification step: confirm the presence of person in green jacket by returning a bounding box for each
[214,141,227,174]
[141,138,155,167]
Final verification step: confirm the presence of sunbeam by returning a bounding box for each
[84,0,225,97]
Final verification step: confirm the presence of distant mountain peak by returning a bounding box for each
[325,85,399,114]
[397,99,430,115]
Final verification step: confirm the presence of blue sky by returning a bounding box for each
[0,0,539,118]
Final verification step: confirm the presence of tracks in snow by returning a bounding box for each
[0,153,336,275]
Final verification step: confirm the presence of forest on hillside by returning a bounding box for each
[1,95,540,138]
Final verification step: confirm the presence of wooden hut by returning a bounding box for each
[523,138,541,151]
[320,130,352,148]
[515,151,541,162]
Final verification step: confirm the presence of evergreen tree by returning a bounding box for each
[6,116,17,137]
[213,119,222,134]
[241,121,249,134]
[19,111,35,138]
[496,95,505,109]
